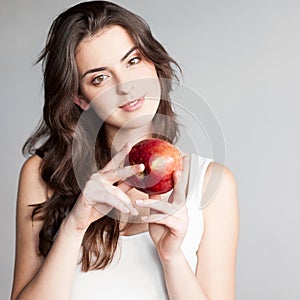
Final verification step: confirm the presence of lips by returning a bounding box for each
[119,96,145,112]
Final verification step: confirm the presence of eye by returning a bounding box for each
[92,74,109,85]
[127,56,141,67]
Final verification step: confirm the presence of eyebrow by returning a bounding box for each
[81,46,138,78]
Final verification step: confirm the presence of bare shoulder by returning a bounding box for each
[201,161,239,221]
[19,154,46,193]
[203,161,237,194]
[18,154,49,207]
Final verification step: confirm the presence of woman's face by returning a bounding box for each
[75,25,161,134]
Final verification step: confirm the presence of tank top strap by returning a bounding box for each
[187,153,214,209]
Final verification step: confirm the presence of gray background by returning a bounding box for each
[1,0,299,299]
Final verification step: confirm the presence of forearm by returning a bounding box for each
[16,216,85,300]
[161,251,210,300]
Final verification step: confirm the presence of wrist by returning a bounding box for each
[62,214,89,237]
[159,249,185,266]
[64,194,95,232]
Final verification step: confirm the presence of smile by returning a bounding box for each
[119,96,145,112]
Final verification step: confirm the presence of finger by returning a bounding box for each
[100,164,144,183]
[84,181,138,215]
[110,186,139,215]
[135,199,177,215]
[92,195,131,215]
[177,155,190,189]
[140,213,174,225]
[141,214,188,236]
[102,142,131,172]
[99,191,138,216]
[110,185,132,203]
[84,189,130,214]
[116,180,135,193]
[171,155,190,203]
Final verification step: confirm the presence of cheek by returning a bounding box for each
[143,77,161,103]
[79,83,96,102]
[144,65,161,99]
[78,82,114,115]
[91,92,119,120]
[137,65,161,97]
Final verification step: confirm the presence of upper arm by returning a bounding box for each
[195,162,240,299]
[11,155,48,299]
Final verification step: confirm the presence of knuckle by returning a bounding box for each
[90,172,101,181]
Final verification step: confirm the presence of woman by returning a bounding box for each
[11,1,239,299]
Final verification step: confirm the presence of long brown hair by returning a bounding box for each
[23,1,181,271]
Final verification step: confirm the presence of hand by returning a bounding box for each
[135,155,190,261]
[68,143,144,231]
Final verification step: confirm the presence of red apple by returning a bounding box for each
[125,138,182,195]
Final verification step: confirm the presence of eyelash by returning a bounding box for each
[91,56,141,86]
[92,74,109,85]
[127,56,141,66]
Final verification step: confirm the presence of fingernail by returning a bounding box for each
[136,164,145,171]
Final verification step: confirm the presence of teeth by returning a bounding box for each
[120,98,141,108]
[128,100,138,106]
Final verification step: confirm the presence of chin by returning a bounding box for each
[121,113,156,130]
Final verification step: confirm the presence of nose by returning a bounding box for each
[116,76,134,95]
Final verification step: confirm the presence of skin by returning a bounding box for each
[75,26,161,150]
[11,25,239,300]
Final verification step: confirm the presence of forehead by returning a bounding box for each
[76,25,136,71]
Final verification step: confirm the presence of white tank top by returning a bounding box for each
[70,154,214,300]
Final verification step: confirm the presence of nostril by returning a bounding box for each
[117,89,129,96]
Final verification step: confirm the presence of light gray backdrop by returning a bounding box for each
[1,0,299,299]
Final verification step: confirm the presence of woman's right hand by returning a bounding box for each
[67,143,144,231]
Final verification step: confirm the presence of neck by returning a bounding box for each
[105,122,154,154]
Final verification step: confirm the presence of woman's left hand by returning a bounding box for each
[135,155,190,261]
